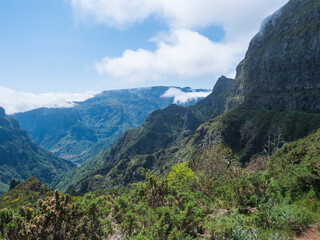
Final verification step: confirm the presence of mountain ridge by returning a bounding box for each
[54,0,320,194]
[14,86,210,165]
[51,76,234,193]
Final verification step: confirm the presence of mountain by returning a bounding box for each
[2,130,320,238]
[13,87,210,165]
[53,0,320,194]
[226,0,320,111]
[193,0,320,162]
[1,0,320,238]
[51,77,234,193]
[0,107,74,195]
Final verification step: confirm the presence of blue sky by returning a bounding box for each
[0,0,167,92]
[0,0,288,113]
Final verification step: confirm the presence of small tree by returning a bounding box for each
[167,162,197,186]
[264,127,285,161]
[9,179,20,191]
[190,143,238,195]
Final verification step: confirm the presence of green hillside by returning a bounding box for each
[0,107,74,195]
[14,87,210,165]
[0,177,53,209]
[1,0,320,238]
[1,131,319,239]
[51,77,234,193]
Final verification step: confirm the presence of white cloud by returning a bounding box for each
[70,0,160,28]
[0,87,97,114]
[71,0,289,86]
[96,28,245,84]
[161,88,210,105]
[70,0,288,36]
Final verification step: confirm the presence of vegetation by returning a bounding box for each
[51,76,234,194]
[1,0,320,239]
[54,107,320,195]
[13,87,210,165]
[0,107,74,195]
[0,177,53,209]
[1,131,320,239]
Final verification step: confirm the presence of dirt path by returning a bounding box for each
[297,225,320,240]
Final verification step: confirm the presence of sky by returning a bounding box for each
[0,0,289,113]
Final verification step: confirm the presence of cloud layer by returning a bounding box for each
[0,87,97,114]
[95,29,245,84]
[71,0,289,86]
[71,0,288,35]
[161,88,211,105]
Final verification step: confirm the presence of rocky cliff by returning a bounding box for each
[226,0,320,112]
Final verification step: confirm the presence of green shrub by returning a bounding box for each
[269,204,313,234]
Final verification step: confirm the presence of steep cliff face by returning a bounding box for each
[227,0,320,112]
[183,0,320,163]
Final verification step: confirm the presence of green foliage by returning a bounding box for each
[1,131,320,239]
[268,130,320,201]
[14,87,210,165]
[0,109,74,195]
[167,162,197,186]
[269,204,314,234]
[0,177,53,209]
[52,77,234,194]
[216,109,320,162]
[191,143,239,196]
[0,191,114,239]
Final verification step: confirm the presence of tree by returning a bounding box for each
[264,127,285,161]
[190,143,238,195]
[167,162,197,186]
[9,179,20,191]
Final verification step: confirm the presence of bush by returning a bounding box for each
[269,204,314,234]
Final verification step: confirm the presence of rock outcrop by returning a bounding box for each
[226,0,320,112]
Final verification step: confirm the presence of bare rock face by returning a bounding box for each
[226,0,320,112]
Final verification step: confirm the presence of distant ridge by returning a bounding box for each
[14,86,210,164]
[51,77,234,193]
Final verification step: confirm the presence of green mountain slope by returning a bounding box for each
[51,77,234,193]
[1,130,320,239]
[0,177,53,209]
[0,107,74,195]
[14,87,210,165]
[56,0,320,194]
[183,109,320,164]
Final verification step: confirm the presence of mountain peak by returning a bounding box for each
[213,76,234,92]
[0,106,5,116]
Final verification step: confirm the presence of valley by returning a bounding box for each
[0,0,320,239]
